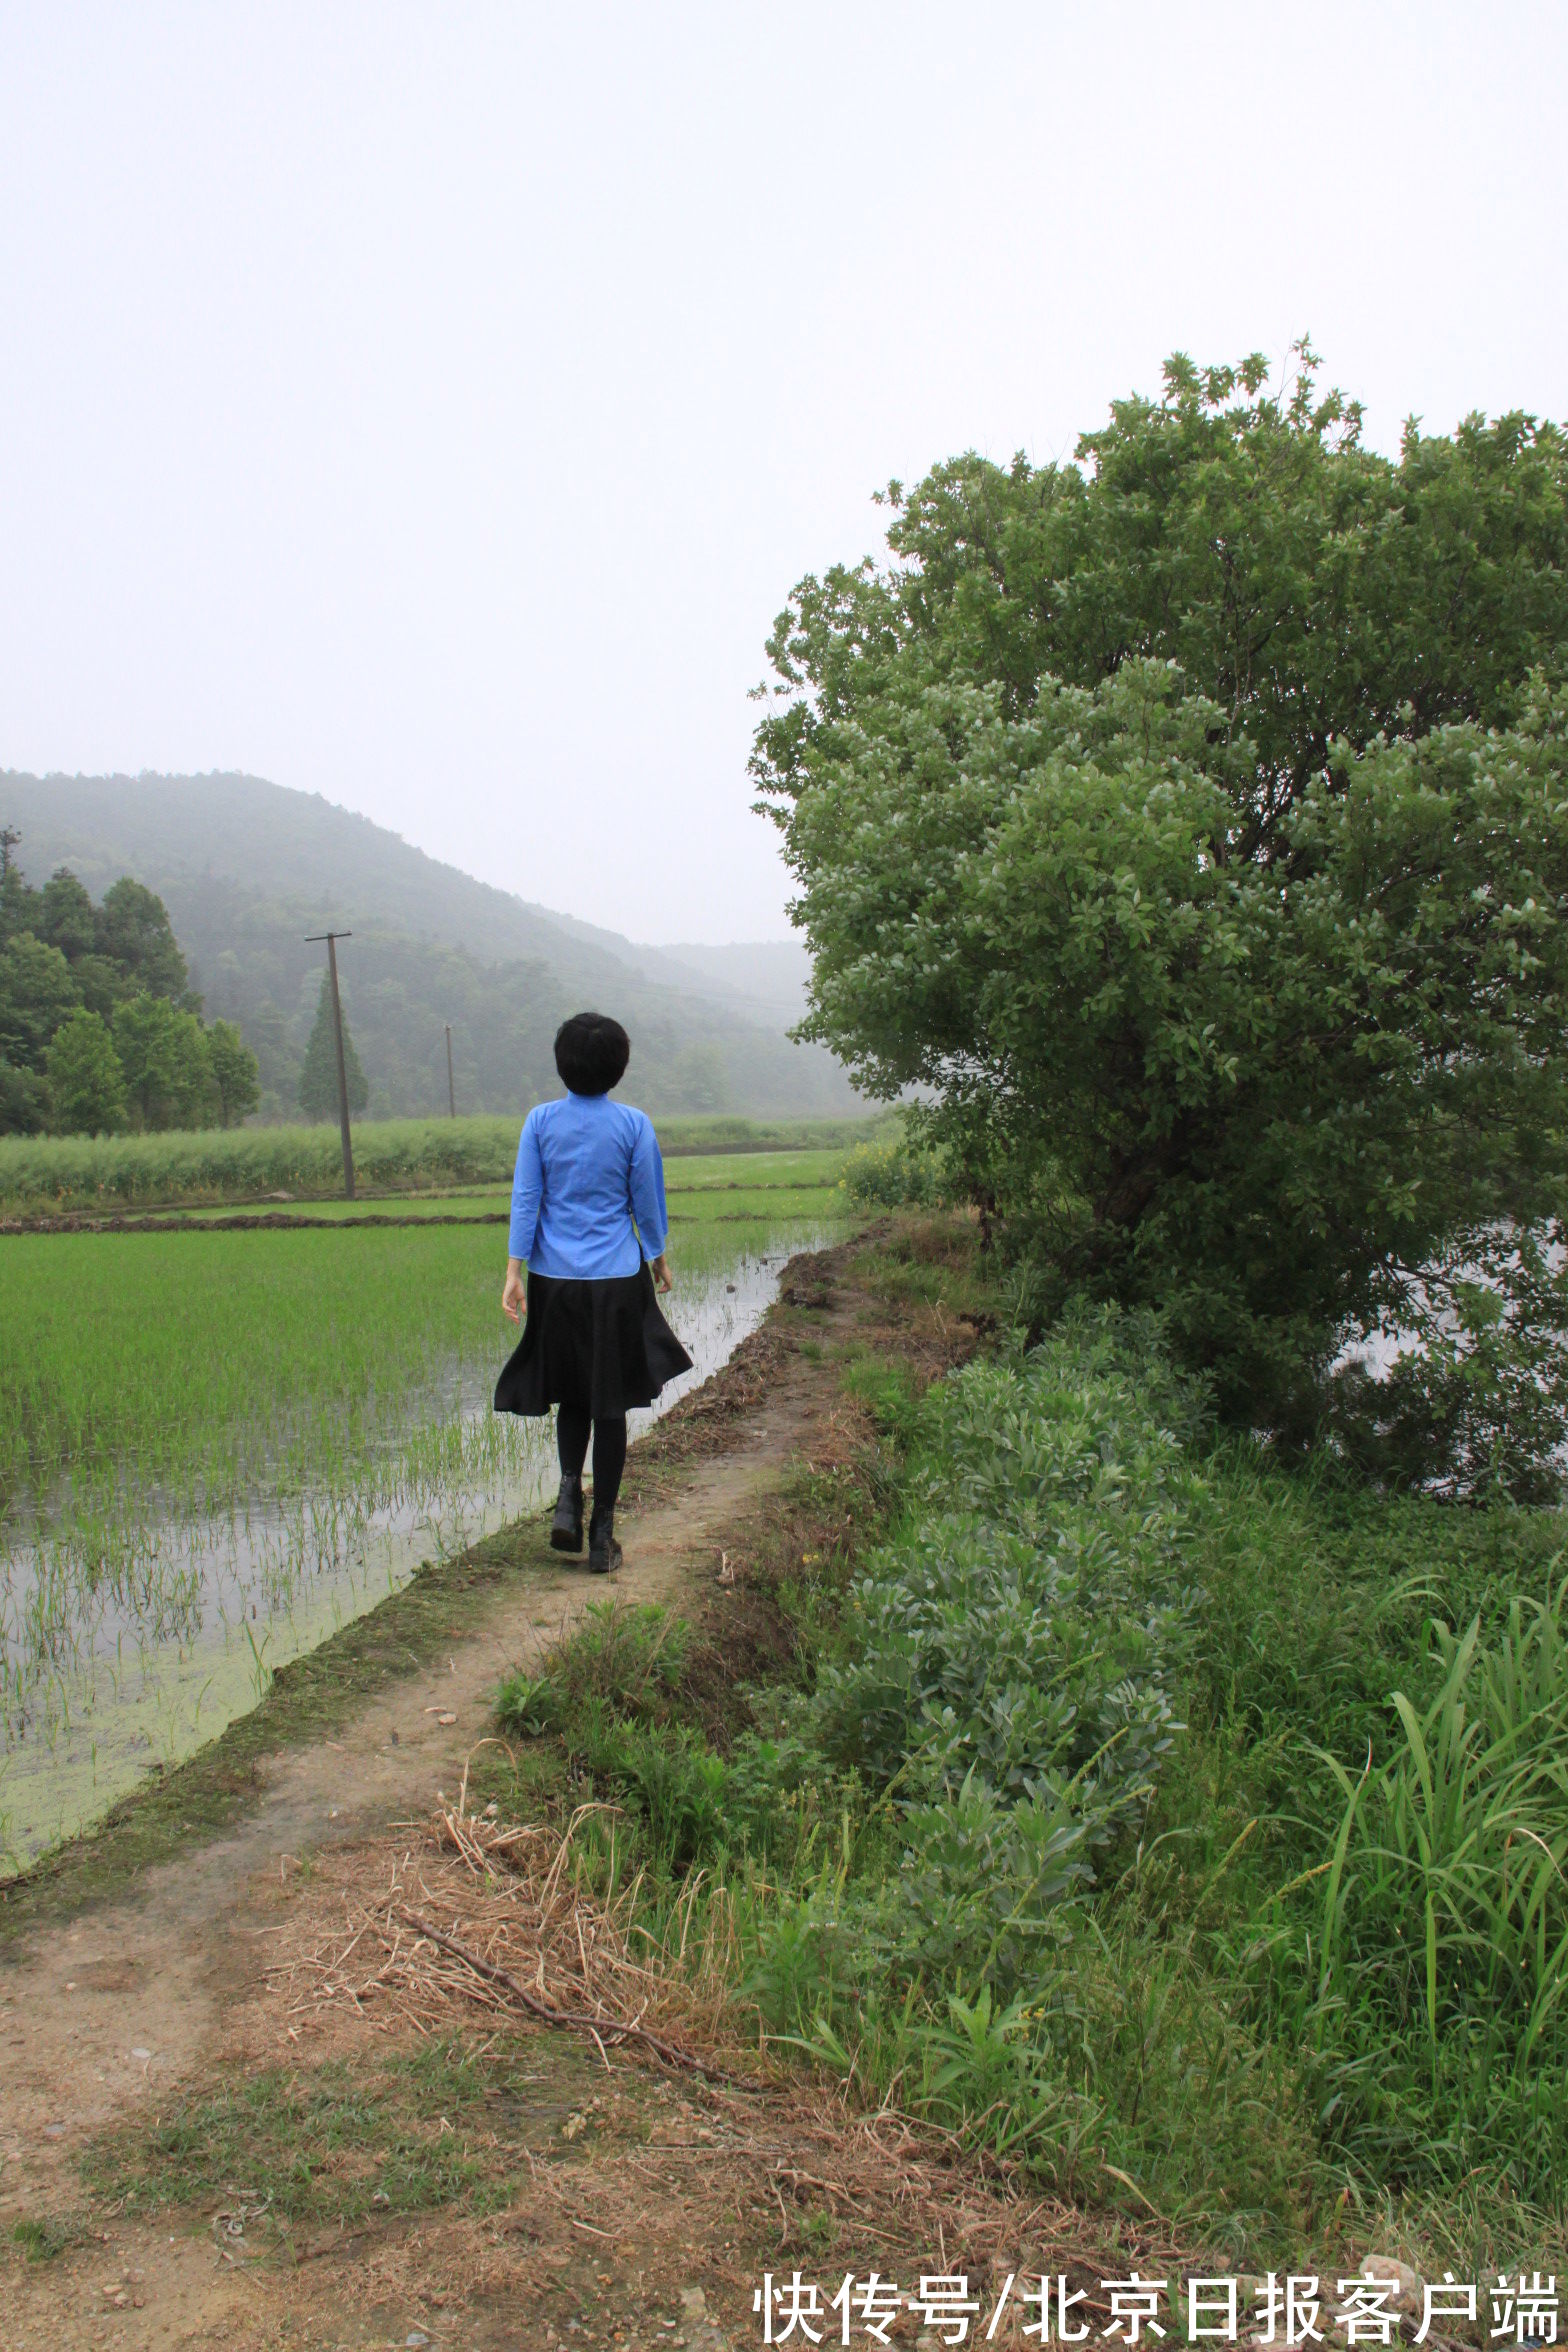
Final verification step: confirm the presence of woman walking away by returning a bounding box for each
[493,1013,692,1573]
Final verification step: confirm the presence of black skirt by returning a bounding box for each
[493,1265,694,1420]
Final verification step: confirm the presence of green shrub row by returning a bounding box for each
[0,1111,877,1211]
[0,1114,518,1208]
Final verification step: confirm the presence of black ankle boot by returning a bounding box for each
[550,1475,584,1554]
[587,1505,622,1575]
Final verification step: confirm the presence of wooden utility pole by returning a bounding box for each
[444,1024,456,1118]
[305,930,356,1200]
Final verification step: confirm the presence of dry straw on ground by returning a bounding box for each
[262,1777,1221,2336]
[268,1759,752,2085]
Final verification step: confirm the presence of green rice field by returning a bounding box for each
[0,1146,855,1872]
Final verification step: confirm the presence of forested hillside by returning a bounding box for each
[0,773,855,1120]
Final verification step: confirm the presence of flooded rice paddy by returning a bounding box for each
[0,1152,848,1871]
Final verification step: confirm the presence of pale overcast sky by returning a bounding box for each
[1,3,1563,942]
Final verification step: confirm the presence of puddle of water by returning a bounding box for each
[0,1233,828,1871]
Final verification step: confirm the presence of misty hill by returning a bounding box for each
[659,941,809,1023]
[0,771,851,1121]
[534,913,811,1026]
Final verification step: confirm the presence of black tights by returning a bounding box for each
[556,1404,627,1517]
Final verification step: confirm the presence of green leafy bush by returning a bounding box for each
[717,1313,1209,2064]
[807,1319,1201,1817]
[842,1126,946,1208]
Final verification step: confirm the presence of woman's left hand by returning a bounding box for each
[502,1258,527,1323]
[650,1253,672,1292]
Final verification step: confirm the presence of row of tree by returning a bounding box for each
[0,840,261,1135]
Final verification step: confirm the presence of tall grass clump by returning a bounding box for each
[1251,1584,1568,2198]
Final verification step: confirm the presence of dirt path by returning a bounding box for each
[1,1433,797,2193]
[1,1243,992,2350]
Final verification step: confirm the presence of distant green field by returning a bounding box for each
[0,1114,883,1216]
[126,1147,847,1228]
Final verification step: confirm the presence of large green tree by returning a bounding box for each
[36,867,98,960]
[46,1008,127,1134]
[298,975,369,1120]
[206,1018,261,1127]
[0,1058,48,1134]
[0,934,82,1067]
[753,351,1568,1413]
[113,993,219,1131]
[94,876,190,1002]
[37,866,129,1015]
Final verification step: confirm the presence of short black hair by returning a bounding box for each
[554,1012,630,1096]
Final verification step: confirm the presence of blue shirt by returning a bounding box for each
[508,1093,670,1278]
